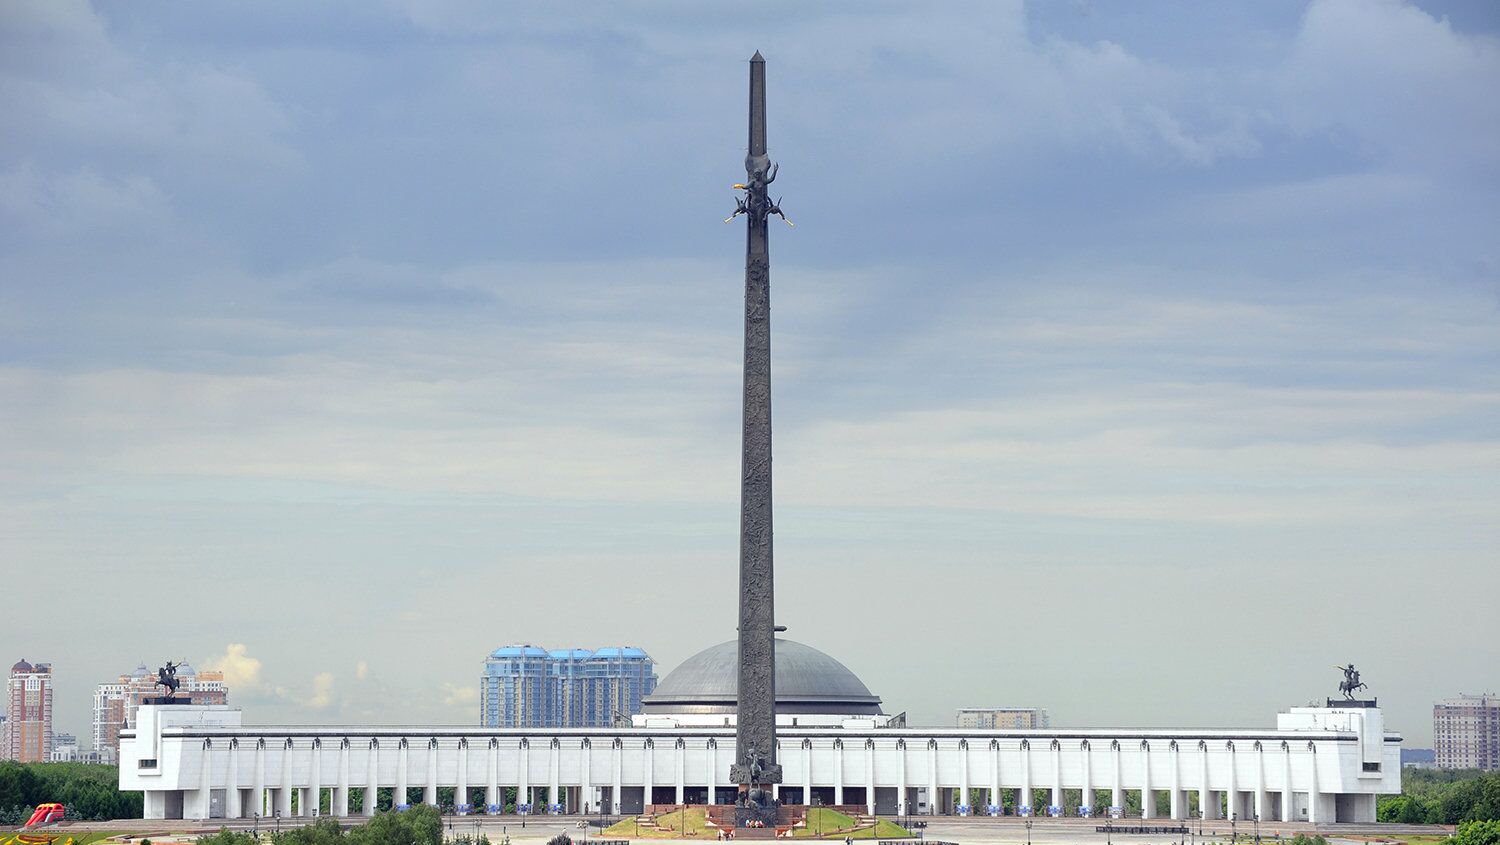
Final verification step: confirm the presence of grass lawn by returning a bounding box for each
[793,809,911,839]
[1,834,129,845]
[602,807,714,839]
[601,807,913,841]
[794,809,858,837]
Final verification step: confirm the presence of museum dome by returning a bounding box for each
[641,639,882,716]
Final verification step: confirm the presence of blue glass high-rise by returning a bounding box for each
[480,645,657,728]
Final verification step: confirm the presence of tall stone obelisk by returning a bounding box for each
[727,51,788,821]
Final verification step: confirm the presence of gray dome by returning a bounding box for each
[641,639,882,716]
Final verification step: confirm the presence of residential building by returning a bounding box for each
[5,659,54,762]
[1434,693,1499,770]
[481,645,656,728]
[48,732,80,762]
[957,707,1050,729]
[92,661,228,764]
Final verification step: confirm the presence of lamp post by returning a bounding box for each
[1253,813,1260,845]
[1025,819,1033,845]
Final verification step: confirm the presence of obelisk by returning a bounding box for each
[727,51,787,823]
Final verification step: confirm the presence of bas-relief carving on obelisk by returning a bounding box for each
[725,51,790,827]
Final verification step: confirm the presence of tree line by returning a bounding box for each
[0,761,143,824]
[1377,768,1500,825]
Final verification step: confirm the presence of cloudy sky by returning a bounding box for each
[2,0,1497,748]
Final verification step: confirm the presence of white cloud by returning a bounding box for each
[442,684,478,707]
[203,643,264,691]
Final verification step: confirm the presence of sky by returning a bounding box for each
[1,0,1497,749]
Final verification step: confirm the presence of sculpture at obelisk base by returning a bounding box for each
[724,51,789,830]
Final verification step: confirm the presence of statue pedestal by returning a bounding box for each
[1327,698,1378,708]
[733,787,781,830]
[144,696,191,705]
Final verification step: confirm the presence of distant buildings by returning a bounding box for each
[4,659,54,762]
[1434,693,1499,770]
[92,661,228,764]
[481,645,657,728]
[956,706,1050,729]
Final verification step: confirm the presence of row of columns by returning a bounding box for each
[194,736,1327,823]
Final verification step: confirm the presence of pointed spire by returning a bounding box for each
[750,51,765,62]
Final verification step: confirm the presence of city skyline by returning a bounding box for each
[3,0,1498,752]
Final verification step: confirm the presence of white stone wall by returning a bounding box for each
[121,705,1400,824]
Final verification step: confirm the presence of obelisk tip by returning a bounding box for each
[750,50,765,62]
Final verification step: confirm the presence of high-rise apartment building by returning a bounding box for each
[5,659,54,762]
[1434,693,1499,770]
[481,645,656,728]
[92,661,228,764]
[956,706,1051,729]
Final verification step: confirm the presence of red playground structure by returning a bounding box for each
[22,803,65,828]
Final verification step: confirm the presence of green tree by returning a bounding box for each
[1451,820,1500,845]
[200,828,265,845]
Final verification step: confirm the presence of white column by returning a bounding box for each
[642,740,653,809]
[309,739,322,817]
[1227,744,1239,821]
[582,741,593,813]
[1198,743,1211,820]
[277,741,293,818]
[707,741,717,807]
[1140,743,1153,820]
[1254,744,1267,822]
[1281,745,1291,822]
[549,740,560,812]
[253,740,266,820]
[1082,743,1093,817]
[866,741,876,816]
[989,741,999,814]
[364,742,379,816]
[957,742,969,815]
[198,741,213,820]
[456,740,469,812]
[1050,741,1062,815]
[425,740,438,807]
[519,740,530,811]
[227,740,242,819]
[612,740,623,814]
[397,740,409,809]
[807,741,815,809]
[675,740,685,805]
[1020,742,1032,816]
[486,740,499,812]
[335,739,350,817]
[1170,744,1182,820]
[896,741,908,815]
[927,741,938,815]
[1111,742,1123,814]
[834,741,844,807]
[1306,743,1321,824]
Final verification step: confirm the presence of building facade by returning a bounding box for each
[94,662,228,764]
[5,659,54,762]
[1433,694,1499,770]
[481,646,656,729]
[122,639,1401,823]
[959,708,1051,730]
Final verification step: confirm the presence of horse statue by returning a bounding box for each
[155,660,182,697]
[1336,663,1367,699]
